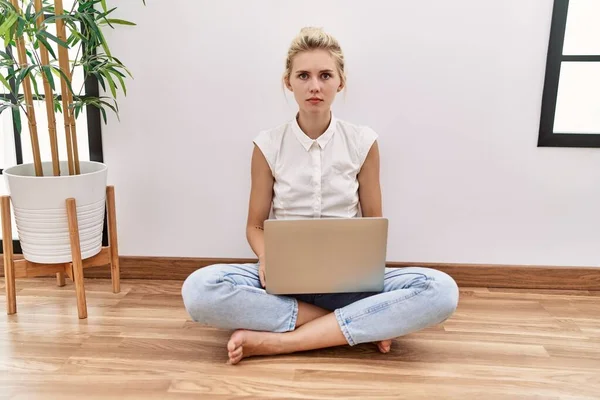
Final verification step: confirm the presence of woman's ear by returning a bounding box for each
[284,76,292,91]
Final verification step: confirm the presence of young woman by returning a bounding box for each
[181,27,459,365]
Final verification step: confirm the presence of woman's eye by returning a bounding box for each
[321,73,331,80]
[299,73,308,79]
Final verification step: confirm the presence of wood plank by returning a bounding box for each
[66,198,86,319]
[1,196,16,315]
[14,260,68,279]
[105,186,120,293]
[82,247,111,269]
[2,279,600,398]
[10,247,110,280]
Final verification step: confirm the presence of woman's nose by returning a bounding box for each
[309,77,320,92]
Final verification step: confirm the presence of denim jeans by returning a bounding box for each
[181,263,459,345]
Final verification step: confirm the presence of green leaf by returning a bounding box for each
[0,0,17,11]
[16,16,25,38]
[30,71,40,98]
[6,63,16,94]
[81,13,111,57]
[5,67,17,81]
[0,74,11,92]
[101,0,108,12]
[31,9,46,23]
[42,65,55,91]
[67,30,84,46]
[93,71,106,91]
[43,14,76,25]
[25,2,33,18]
[99,98,119,114]
[103,69,117,97]
[50,66,74,94]
[101,18,136,26]
[37,35,58,59]
[111,57,133,78]
[99,106,106,123]
[0,12,19,36]
[37,30,69,49]
[25,49,36,65]
[101,7,118,17]
[16,66,35,87]
[12,105,21,135]
[113,70,126,96]
[0,103,16,114]
[54,97,62,113]
[77,0,95,12]
[107,66,126,78]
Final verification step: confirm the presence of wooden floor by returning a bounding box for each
[1,279,599,400]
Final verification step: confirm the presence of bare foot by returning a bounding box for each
[375,339,392,353]
[226,329,283,365]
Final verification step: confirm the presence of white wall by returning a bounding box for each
[101,0,600,267]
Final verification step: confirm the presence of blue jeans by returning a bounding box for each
[181,263,459,345]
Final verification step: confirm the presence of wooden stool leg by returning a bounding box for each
[106,186,120,294]
[1,196,16,315]
[66,198,87,319]
[56,272,66,287]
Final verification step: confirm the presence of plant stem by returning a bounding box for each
[10,0,43,176]
[69,42,81,78]
[29,43,43,71]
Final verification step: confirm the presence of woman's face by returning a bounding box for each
[285,49,343,116]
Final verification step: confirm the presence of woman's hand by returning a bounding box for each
[259,255,266,288]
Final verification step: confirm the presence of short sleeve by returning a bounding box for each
[358,126,379,167]
[252,131,275,173]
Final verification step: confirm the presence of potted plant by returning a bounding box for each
[0,0,140,264]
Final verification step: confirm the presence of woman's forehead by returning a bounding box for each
[292,50,336,70]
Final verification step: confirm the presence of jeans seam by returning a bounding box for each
[288,298,298,331]
[346,277,434,321]
[222,272,260,281]
[384,271,428,280]
[334,308,356,346]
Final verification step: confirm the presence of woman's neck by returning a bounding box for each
[297,110,331,140]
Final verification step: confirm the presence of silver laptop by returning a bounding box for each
[263,217,388,295]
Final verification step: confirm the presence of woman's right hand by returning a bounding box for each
[259,256,266,288]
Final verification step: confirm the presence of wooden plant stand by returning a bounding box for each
[1,186,121,319]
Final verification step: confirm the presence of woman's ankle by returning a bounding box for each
[295,301,331,328]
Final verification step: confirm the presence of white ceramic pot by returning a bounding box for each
[3,161,108,264]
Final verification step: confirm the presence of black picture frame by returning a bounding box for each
[538,0,600,148]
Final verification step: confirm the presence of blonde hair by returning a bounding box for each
[283,27,346,90]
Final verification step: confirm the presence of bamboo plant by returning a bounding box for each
[0,0,141,177]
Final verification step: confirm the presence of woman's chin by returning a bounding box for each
[300,105,330,115]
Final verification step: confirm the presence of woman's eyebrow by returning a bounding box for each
[296,69,334,73]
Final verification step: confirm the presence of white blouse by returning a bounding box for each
[253,114,378,220]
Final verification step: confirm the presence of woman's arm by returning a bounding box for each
[357,141,383,218]
[246,144,274,285]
